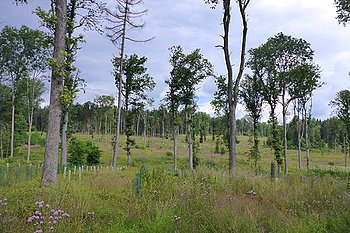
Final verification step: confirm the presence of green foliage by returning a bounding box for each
[334,0,350,25]
[68,138,101,166]
[165,151,173,157]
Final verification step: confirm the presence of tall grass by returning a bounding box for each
[1,133,349,232]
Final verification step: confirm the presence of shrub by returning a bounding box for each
[165,151,173,157]
[30,131,45,145]
[68,138,101,166]
[68,138,86,166]
[85,141,101,165]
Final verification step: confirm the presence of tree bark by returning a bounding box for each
[173,124,178,170]
[61,110,68,168]
[41,0,67,186]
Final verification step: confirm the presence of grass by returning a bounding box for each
[1,132,350,232]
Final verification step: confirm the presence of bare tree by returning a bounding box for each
[205,0,251,174]
[105,0,152,169]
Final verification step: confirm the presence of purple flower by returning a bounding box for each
[27,217,33,223]
[46,204,50,208]
[35,211,41,215]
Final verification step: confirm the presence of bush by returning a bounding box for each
[85,141,101,165]
[30,131,45,145]
[68,138,86,166]
[68,138,101,166]
[165,151,173,157]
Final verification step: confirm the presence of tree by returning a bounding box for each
[105,0,151,170]
[205,0,251,174]
[248,33,318,175]
[23,27,50,162]
[167,45,213,170]
[288,63,322,169]
[119,54,155,165]
[334,0,350,25]
[240,74,264,173]
[42,0,68,186]
[0,26,49,159]
[247,42,283,174]
[330,89,350,168]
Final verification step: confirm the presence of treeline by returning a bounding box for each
[1,88,346,159]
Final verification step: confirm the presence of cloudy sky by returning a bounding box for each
[1,0,349,121]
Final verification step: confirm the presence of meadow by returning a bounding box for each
[0,133,350,232]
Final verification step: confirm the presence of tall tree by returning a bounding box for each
[288,63,322,169]
[0,26,49,159]
[23,28,50,161]
[240,74,264,173]
[330,89,350,168]
[247,43,283,174]
[247,33,317,175]
[205,0,251,174]
[42,0,68,186]
[167,45,213,170]
[0,26,28,158]
[105,0,151,170]
[119,54,155,165]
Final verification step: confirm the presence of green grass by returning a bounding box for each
[1,133,350,232]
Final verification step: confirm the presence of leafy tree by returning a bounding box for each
[330,89,350,168]
[120,54,155,165]
[247,32,319,175]
[240,74,264,173]
[334,0,350,25]
[167,45,213,170]
[288,63,322,169]
[205,0,251,174]
[211,75,229,153]
[247,41,283,174]
[0,26,49,159]
[320,117,344,149]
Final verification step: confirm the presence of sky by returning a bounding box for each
[0,0,350,121]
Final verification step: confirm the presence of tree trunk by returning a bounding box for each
[173,124,178,170]
[112,1,128,169]
[10,88,15,158]
[345,135,348,168]
[222,0,235,174]
[61,110,68,168]
[186,108,193,170]
[282,104,288,176]
[41,0,67,187]
[223,0,249,174]
[305,108,310,170]
[296,105,302,169]
[143,112,147,147]
[27,100,34,162]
